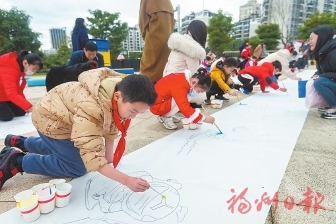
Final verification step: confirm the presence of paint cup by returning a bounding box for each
[31,183,50,194]
[14,189,34,202]
[55,183,72,207]
[36,187,56,214]
[189,123,197,130]
[216,100,223,109]
[211,100,218,108]
[181,118,189,130]
[49,179,66,188]
[196,122,202,129]
[17,195,40,222]
[298,80,308,98]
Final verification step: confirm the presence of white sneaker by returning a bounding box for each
[172,115,183,123]
[157,116,177,130]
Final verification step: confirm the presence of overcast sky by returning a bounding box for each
[1,0,257,50]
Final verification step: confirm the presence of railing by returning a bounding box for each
[223,50,277,57]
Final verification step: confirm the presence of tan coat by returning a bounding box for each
[139,0,175,82]
[253,44,263,59]
[32,68,122,172]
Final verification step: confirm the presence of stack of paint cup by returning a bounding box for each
[211,100,223,109]
[14,179,72,222]
[181,118,202,130]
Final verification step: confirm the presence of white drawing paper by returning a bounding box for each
[0,76,311,224]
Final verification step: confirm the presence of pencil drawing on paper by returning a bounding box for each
[82,171,188,223]
[178,129,226,155]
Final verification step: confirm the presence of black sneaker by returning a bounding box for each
[0,147,24,190]
[318,107,331,113]
[4,135,28,152]
[190,103,202,108]
[321,109,336,119]
[215,95,229,101]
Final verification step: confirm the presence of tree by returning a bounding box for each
[207,9,235,54]
[0,7,41,54]
[255,24,281,50]
[298,11,336,40]
[269,0,292,45]
[87,9,128,59]
[42,45,72,69]
[248,36,261,50]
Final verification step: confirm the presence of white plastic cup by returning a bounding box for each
[189,123,197,130]
[211,100,218,108]
[49,179,66,188]
[36,187,56,214]
[17,195,40,222]
[216,101,223,109]
[31,183,50,194]
[181,118,189,130]
[196,122,202,129]
[55,183,72,208]
[14,189,34,202]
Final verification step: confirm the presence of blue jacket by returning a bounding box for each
[72,27,89,52]
[68,50,104,68]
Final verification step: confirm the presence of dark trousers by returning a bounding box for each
[206,81,224,100]
[238,75,259,92]
[0,101,26,121]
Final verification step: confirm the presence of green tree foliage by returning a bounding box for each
[225,39,242,51]
[0,7,41,55]
[298,11,336,40]
[42,45,72,70]
[86,9,128,59]
[208,9,235,54]
[255,24,281,50]
[248,36,261,50]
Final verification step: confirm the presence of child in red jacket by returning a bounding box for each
[0,51,43,121]
[238,61,287,94]
[150,67,215,130]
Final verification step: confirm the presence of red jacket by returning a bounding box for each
[241,47,252,59]
[0,52,32,110]
[150,72,203,123]
[238,62,279,91]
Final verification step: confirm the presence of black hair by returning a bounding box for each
[223,57,238,67]
[216,57,237,82]
[191,67,211,90]
[206,56,211,60]
[186,20,207,48]
[85,60,98,70]
[291,50,298,56]
[116,75,157,106]
[310,25,335,59]
[221,53,228,58]
[74,18,85,28]
[272,60,282,72]
[17,51,43,72]
[85,41,98,51]
[252,56,257,59]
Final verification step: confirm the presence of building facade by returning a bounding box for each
[122,25,144,52]
[49,28,67,50]
[262,0,336,41]
[240,0,262,21]
[235,0,262,40]
[180,9,214,34]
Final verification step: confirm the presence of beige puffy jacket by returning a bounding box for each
[32,68,122,171]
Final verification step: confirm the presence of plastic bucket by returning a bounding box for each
[298,80,308,98]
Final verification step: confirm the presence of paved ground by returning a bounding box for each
[1,68,335,224]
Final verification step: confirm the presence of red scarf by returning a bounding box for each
[112,97,131,168]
